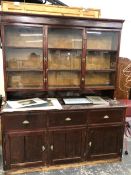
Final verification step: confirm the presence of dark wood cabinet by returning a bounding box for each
[0,12,124,99]
[0,12,126,171]
[1,106,126,170]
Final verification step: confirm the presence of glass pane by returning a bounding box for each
[87,31,119,50]
[5,26,43,47]
[48,71,80,88]
[48,28,82,88]
[6,48,43,70]
[7,72,43,88]
[86,51,116,70]
[85,72,115,86]
[48,28,82,49]
[48,50,81,70]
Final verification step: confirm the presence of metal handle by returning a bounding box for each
[42,145,45,152]
[81,77,85,81]
[103,115,109,119]
[65,117,71,121]
[50,145,53,151]
[89,142,92,147]
[22,120,30,125]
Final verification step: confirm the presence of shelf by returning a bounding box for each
[48,86,80,90]
[5,46,43,49]
[6,69,43,72]
[85,85,115,90]
[86,69,116,72]
[6,88,44,91]
[48,48,82,50]
[48,69,81,71]
[87,49,117,52]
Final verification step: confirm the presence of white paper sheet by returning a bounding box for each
[2,98,62,112]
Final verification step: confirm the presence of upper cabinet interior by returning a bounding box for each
[0,12,124,98]
[48,28,83,89]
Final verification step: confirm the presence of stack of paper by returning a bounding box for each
[86,96,109,105]
[2,98,62,112]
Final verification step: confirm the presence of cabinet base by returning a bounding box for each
[5,158,121,175]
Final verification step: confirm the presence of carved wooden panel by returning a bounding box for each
[116,57,131,99]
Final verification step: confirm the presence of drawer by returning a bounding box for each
[88,109,124,124]
[48,111,86,127]
[2,112,46,130]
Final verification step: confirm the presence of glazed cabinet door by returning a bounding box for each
[87,126,123,160]
[85,29,120,90]
[4,131,46,170]
[3,25,45,90]
[48,127,86,165]
[47,27,83,90]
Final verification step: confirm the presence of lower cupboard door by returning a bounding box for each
[6,131,46,168]
[48,128,86,165]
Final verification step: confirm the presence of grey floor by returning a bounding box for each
[0,120,131,175]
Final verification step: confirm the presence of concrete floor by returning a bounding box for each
[0,120,131,175]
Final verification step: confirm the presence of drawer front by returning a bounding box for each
[48,111,86,127]
[88,109,124,124]
[2,112,46,130]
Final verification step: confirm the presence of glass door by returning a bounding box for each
[85,30,119,89]
[47,28,82,89]
[4,25,44,89]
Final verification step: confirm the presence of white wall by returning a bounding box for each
[62,0,131,58]
[0,1,131,96]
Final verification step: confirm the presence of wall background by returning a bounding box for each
[0,0,131,96]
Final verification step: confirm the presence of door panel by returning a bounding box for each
[49,128,86,164]
[8,131,46,166]
[87,126,123,160]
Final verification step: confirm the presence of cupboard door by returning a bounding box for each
[87,126,123,160]
[6,131,46,169]
[47,28,83,89]
[4,25,44,89]
[85,30,119,89]
[49,128,86,164]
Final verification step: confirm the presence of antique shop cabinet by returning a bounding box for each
[0,12,126,170]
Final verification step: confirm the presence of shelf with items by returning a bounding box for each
[4,25,43,48]
[86,30,119,50]
[85,71,115,87]
[5,48,43,70]
[48,71,81,89]
[48,49,81,70]
[7,72,44,89]
[48,49,81,71]
[48,28,83,50]
[86,50,117,71]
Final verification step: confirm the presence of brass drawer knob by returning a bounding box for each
[22,120,30,125]
[89,141,92,147]
[65,117,71,121]
[42,145,45,152]
[81,78,85,82]
[103,115,109,119]
[50,145,54,151]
